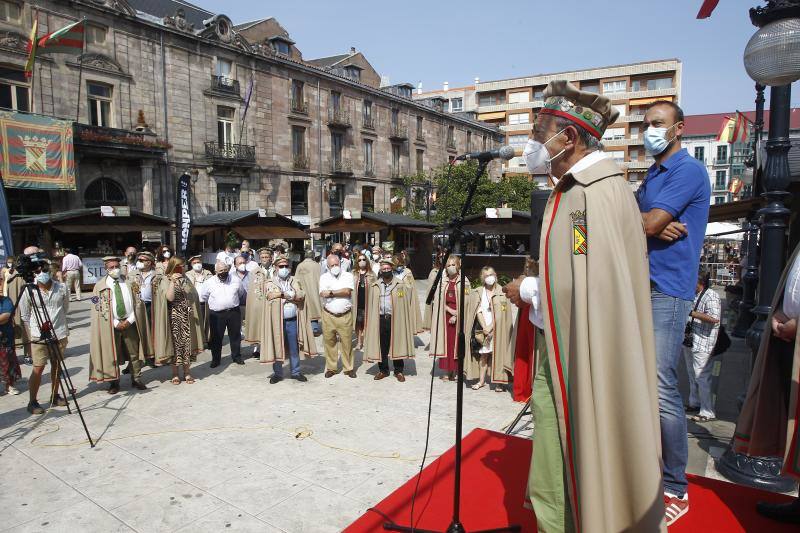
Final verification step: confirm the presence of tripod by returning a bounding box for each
[11,275,94,447]
[384,159,520,533]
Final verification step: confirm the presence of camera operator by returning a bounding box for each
[18,259,70,415]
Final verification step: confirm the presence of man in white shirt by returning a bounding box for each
[129,251,157,370]
[199,261,246,367]
[18,259,70,415]
[319,253,356,378]
[216,245,237,267]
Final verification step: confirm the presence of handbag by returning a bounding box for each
[683,288,707,348]
[471,319,484,354]
[712,325,731,356]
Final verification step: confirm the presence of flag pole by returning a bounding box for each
[74,18,86,122]
[29,10,37,114]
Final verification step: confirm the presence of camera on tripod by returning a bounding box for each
[15,252,48,283]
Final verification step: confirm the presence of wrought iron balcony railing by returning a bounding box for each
[293,153,309,170]
[389,124,408,141]
[331,158,353,175]
[328,109,351,128]
[362,116,375,130]
[291,97,308,114]
[211,75,240,96]
[204,141,256,164]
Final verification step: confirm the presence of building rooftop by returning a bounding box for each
[683,108,800,137]
[305,54,352,68]
[127,0,214,28]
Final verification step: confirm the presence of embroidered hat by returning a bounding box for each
[102,256,121,264]
[379,257,396,268]
[540,80,620,139]
[137,251,155,262]
[273,255,289,266]
[189,255,203,263]
[256,246,273,254]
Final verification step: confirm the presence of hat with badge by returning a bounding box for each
[189,255,203,263]
[379,257,396,268]
[273,254,289,266]
[256,246,272,254]
[540,80,620,139]
[102,256,121,264]
[137,251,155,262]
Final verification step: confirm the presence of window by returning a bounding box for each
[391,108,400,128]
[716,145,728,163]
[0,1,21,23]
[607,150,625,163]
[647,77,673,91]
[613,104,626,117]
[217,184,239,212]
[362,186,375,212]
[533,88,544,100]
[715,170,727,189]
[602,127,625,141]
[84,178,126,208]
[363,139,373,174]
[508,112,530,125]
[87,82,112,127]
[508,91,530,104]
[86,24,107,45]
[331,132,344,165]
[508,134,528,147]
[217,106,234,145]
[482,135,487,150]
[0,67,29,112]
[630,148,640,161]
[602,80,626,95]
[291,79,304,110]
[416,149,424,174]
[273,39,290,56]
[291,126,305,157]
[581,82,599,93]
[714,196,725,205]
[447,125,455,146]
[630,125,640,139]
[450,97,463,112]
[331,91,341,112]
[362,100,373,127]
[391,143,401,177]
[290,182,309,215]
[345,66,361,81]
[329,184,344,217]
[694,146,705,162]
[416,116,423,138]
[478,93,505,107]
[216,58,232,79]
[466,131,472,151]
[390,186,404,213]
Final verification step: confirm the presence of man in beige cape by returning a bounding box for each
[295,249,322,334]
[88,256,153,394]
[363,258,414,382]
[185,255,213,344]
[504,80,664,532]
[261,255,317,383]
[244,247,273,359]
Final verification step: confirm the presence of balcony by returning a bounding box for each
[293,153,309,170]
[364,165,375,177]
[291,97,308,115]
[362,116,375,130]
[328,109,351,129]
[331,158,353,175]
[446,139,457,151]
[389,124,409,141]
[713,158,729,166]
[73,123,171,158]
[204,141,256,166]
[714,182,728,192]
[415,131,426,143]
[210,75,241,96]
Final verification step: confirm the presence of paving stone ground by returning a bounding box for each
[0,282,753,532]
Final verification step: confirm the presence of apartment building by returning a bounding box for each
[0,0,501,227]
[413,80,479,117]
[473,59,682,187]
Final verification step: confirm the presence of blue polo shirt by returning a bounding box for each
[637,148,710,301]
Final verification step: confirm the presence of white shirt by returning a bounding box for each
[19,281,70,340]
[372,263,380,277]
[198,273,245,311]
[245,260,259,273]
[519,276,544,329]
[216,250,236,266]
[107,276,136,327]
[479,288,494,354]
[379,278,394,315]
[565,150,609,176]
[276,276,298,319]
[783,252,800,319]
[319,270,354,314]
[138,270,155,302]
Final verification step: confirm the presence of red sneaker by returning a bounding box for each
[664,493,689,526]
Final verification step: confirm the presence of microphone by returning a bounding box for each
[455,145,516,162]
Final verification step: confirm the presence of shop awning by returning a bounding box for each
[707,197,766,223]
[12,208,173,232]
[478,111,506,121]
[310,212,437,234]
[192,210,308,239]
[448,210,532,236]
[629,95,674,106]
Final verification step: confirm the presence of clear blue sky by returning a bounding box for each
[193,0,798,114]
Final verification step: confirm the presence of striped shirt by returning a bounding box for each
[689,288,721,353]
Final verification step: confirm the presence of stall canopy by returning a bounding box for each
[192,210,308,240]
[12,208,172,233]
[310,212,437,234]
[459,210,532,235]
[706,221,744,240]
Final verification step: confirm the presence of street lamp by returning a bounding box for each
[717,0,799,493]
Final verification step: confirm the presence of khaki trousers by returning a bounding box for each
[322,309,354,372]
[114,326,142,380]
[64,270,81,300]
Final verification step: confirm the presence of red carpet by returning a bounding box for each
[346,429,798,533]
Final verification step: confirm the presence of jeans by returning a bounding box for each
[683,346,715,418]
[208,307,242,364]
[651,289,693,497]
[378,315,404,374]
[273,318,300,377]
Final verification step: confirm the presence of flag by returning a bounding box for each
[241,75,254,124]
[37,19,85,55]
[697,0,719,19]
[716,116,736,143]
[728,177,743,195]
[24,17,38,79]
[731,111,750,144]
[0,178,14,259]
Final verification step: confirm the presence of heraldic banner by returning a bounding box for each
[0,111,76,190]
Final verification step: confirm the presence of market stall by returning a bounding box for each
[12,207,173,287]
[310,212,436,274]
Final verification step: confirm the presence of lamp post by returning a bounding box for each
[717,1,800,493]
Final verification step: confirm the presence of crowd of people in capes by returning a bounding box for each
[0,237,540,414]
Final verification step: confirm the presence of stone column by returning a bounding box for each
[141,160,154,214]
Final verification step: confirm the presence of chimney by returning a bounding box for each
[350,46,356,55]
[443,81,449,92]
[474,77,480,85]
[380,75,390,87]
[417,82,423,95]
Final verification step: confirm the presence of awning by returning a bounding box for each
[478,111,506,121]
[629,96,674,106]
[48,224,170,233]
[463,223,531,235]
[397,225,436,233]
[311,222,387,234]
[232,226,308,240]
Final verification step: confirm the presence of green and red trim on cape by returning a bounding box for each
[88,287,120,383]
[539,108,602,139]
[542,190,581,531]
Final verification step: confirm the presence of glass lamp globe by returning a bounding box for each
[744,18,800,86]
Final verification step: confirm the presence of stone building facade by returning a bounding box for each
[0,0,501,230]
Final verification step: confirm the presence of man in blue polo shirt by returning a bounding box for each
[637,100,710,526]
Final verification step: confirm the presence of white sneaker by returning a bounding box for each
[7,385,20,395]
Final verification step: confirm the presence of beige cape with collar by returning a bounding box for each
[185,268,213,342]
[295,258,322,321]
[244,267,270,343]
[363,277,415,362]
[429,275,470,359]
[152,275,204,364]
[397,268,423,334]
[463,284,515,383]
[537,156,665,532]
[352,268,376,323]
[257,276,318,362]
[88,276,153,382]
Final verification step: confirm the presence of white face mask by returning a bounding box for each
[484,275,496,286]
[236,264,246,273]
[329,265,341,277]
[135,261,144,270]
[35,272,51,285]
[107,268,121,279]
[643,124,676,156]
[278,267,290,279]
[358,260,367,268]
[162,251,171,259]
[523,129,567,175]
[192,263,203,272]
[446,265,457,276]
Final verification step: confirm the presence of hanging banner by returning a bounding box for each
[175,173,192,256]
[0,178,14,258]
[0,111,76,190]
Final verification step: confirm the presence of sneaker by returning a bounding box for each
[8,385,20,395]
[27,401,44,415]
[664,492,689,526]
[52,395,68,407]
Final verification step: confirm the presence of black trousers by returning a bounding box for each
[378,315,404,374]
[209,307,242,364]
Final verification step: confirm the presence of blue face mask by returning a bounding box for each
[643,124,676,156]
[35,272,51,285]
[396,266,405,274]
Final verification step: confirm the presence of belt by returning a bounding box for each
[211,306,239,313]
[380,314,392,318]
[324,308,351,318]
[283,316,297,321]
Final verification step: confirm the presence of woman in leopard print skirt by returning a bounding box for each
[159,257,204,384]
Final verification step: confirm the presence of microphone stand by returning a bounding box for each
[385,158,520,533]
